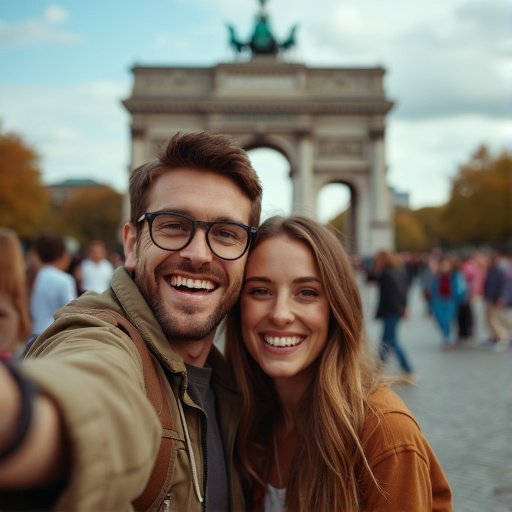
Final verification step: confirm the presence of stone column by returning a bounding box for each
[293,131,315,216]
[368,126,393,252]
[353,177,371,258]
[123,126,147,222]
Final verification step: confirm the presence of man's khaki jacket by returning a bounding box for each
[24,267,245,512]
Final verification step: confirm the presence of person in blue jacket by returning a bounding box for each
[430,255,467,351]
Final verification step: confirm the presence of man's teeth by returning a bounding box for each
[170,275,215,290]
[264,336,303,348]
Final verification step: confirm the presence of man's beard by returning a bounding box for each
[135,259,241,342]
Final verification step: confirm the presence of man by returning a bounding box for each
[80,240,115,293]
[28,233,77,341]
[0,132,262,511]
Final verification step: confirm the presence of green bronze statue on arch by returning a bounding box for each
[227,0,298,57]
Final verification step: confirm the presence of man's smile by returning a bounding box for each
[169,274,217,292]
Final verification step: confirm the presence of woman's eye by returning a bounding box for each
[245,287,269,296]
[299,289,319,297]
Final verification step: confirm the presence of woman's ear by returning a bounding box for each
[123,223,137,270]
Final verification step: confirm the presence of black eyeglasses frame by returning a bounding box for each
[137,211,258,261]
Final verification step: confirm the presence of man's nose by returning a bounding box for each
[178,228,213,265]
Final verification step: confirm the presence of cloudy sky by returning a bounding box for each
[0,0,510,221]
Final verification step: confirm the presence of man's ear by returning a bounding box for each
[123,223,137,270]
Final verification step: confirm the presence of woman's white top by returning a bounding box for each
[264,483,286,512]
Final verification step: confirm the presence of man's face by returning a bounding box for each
[124,168,252,345]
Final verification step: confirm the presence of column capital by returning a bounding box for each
[369,126,385,141]
[131,126,146,139]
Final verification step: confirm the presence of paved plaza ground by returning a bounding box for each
[361,278,512,512]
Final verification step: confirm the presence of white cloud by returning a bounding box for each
[0,6,81,46]
[0,81,131,192]
[387,114,512,209]
[44,5,69,24]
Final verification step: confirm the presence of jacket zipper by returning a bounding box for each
[200,411,208,512]
[163,493,171,511]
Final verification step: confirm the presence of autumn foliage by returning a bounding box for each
[0,131,51,238]
[394,145,512,251]
[52,186,123,251]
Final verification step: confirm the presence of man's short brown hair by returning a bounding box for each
[129,132,263,230]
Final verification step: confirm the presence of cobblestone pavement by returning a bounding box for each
[360,279,512,512]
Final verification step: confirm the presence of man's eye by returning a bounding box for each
[217,229,237,240]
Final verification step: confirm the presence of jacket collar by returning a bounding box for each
[111,266,187,375]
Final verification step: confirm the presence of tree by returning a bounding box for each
[0,130,51,238]
[52,186,124,251]
[439,146,512,248]
[411,206,445,249]
[394,207,429,252]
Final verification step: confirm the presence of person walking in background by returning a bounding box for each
[80,239,114,293]
[419,249,441,316]
[0,228,32,359]
[27,232,77,346]
[225,215,452,512]
[454,255,473,344]
[430,256,467,351]
[482,249,509,351]
[368,249,414,379]
[501,252,512,344]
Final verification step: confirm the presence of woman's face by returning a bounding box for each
[0,290,20,353]
[240,235,331,382]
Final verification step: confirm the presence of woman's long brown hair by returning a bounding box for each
[225,215,383,511]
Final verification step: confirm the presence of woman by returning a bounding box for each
[0,227,32,359]
[225,216,452,512]
[430,256,467,350]
[368,249,414,378]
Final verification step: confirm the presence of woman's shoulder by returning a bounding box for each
[362,386,425,458]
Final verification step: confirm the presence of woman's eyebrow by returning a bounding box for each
[244,276,272,283]
[244,276,321,284]
[293,276,322,284]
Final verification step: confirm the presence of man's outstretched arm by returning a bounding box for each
[0,363,68,488]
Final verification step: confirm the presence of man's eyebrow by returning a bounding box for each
[153,209,245,224]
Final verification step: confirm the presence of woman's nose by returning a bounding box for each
[269,296,295,325]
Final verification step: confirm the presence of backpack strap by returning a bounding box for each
[61,307,173,511]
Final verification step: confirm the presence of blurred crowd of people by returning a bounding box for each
[415,248,512,352]
[363,246,511,382]
[0,229,123,360]
[1,223,510,368]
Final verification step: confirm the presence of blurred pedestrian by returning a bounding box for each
[0,228,32,359]
[419,250,441,316]
[482,249,509,351]
[27,232,77,346]
[501,252,512,343]
[453,256,473,344]
[430,256,467,351]
[369,249,414,379]
[80,240,115,293]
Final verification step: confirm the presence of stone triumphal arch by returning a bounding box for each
[122,2,394,257]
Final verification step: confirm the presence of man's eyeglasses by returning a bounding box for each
[137,211,258,261]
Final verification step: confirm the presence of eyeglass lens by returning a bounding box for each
[150,213,249,260]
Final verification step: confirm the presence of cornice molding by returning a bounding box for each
[122,98,394,115]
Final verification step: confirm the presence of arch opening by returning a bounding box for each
[247,147,292,221]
